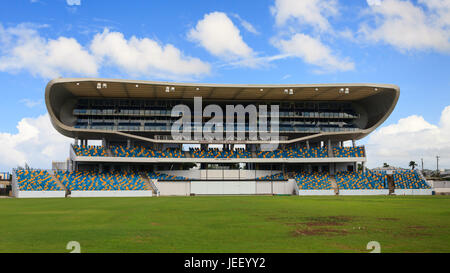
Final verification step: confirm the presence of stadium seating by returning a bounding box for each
[55,170,148,191]
[189,147,252,158]
[73,145,108,157]
[109,146,186,158]
[256,173,287,181]
[147,172,188,181]
[73,145,367,159]
[393,170,430,189]
[335,170,387,189]
[256,146,328,158]
[294,171,331,190]
[15,169,63,191]
[333,146,365,157]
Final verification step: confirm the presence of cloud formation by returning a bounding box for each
[0,114,72,170]
[269,0,353,72]
[366,105,450,169]
[91,29,211,79]
[271,0,338,31]
[360,0,450,53]
[0,24,98,78]
[273,33,354,72]
[188,12,254,61]
[0,24,211,80]
[66,0,81,6]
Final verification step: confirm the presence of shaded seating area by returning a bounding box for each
[256,146,328,158]
[333,146,365,157]
[147,172,189,181]
[255,173,287,181]
[73,145,108,157]
[189,147,252,158]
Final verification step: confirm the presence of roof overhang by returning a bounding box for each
[45,78,400,143]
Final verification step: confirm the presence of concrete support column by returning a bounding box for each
[102,138,107,148]
[127,139,131,148]
[74,137,79,146]
[327,139,332,157]
[306,140,310,149]
[352,139,356,147]
[99,164,103,173]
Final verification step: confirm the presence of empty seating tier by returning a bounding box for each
[333,146,365,157]
[190,148,252,158]
[335,170,387,189]
[55,170,148,191]
[393,170,430,189]
[72,145,367,159]
[256,146,328,158]
[15,170,63,191]
[147,172,188,181]
[256,173,287,181]
[294,171,331,190]
[73,145,108,157]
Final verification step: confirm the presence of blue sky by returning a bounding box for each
[0,0,449,170]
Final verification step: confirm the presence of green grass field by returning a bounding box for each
[0,195,449,253]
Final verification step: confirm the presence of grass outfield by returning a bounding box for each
[0,195,449,253]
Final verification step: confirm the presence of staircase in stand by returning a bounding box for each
[140,172,159,196]
[49,171,68,196]
[329,176,339,195]
[106,147,114,157]
[387,174,395,195]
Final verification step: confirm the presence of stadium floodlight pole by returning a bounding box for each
[436,155,440,175]
[421,158,423,172]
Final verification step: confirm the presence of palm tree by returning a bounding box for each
[409,161,417,170]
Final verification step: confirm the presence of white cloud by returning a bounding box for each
[366,105,450,169]
[0,114,72,170]
[91,29,210,79]
[188,12,254,61]
[231,14,259,35]
[0,24,98,78]
[20,98,42,108]
[273,33,354,72]
[0,24,211,80]
[360,0,450,53]
[367,0,382,6]
[67,0,81,6]
[271,0,338,31]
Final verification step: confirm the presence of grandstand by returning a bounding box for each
[9,78,432,197]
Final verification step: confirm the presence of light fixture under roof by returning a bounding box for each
[196,87,200,91]
[102,83,107,88]
[344,87,349,94]
[170,87,175,92]
[96,83,102,89]
[260,88,264,92]
[315,88,319,91]
[339,88,344,93]
[284,89,288,94]
[289,89,294,95]
[136,84,139,88]
[165,86,170,93]
[374,88,378,91]
[76,82,80,86]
